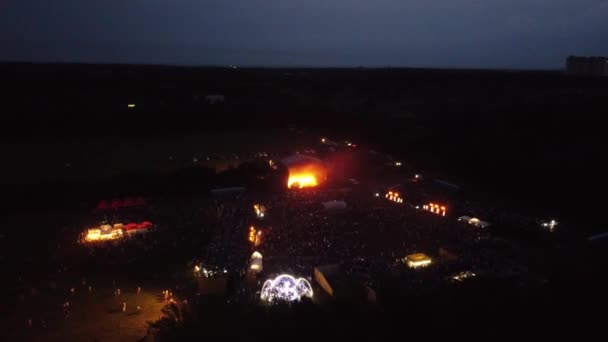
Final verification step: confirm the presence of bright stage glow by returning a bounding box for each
[127,103,136,108]
[283,155,326,189]
[260,274,313,303]
[287,173,318,189]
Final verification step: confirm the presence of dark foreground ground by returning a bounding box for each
[0,64,607,340]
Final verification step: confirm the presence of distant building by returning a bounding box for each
[566,56,608,77]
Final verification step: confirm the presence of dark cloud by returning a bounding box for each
[1,0,606,68]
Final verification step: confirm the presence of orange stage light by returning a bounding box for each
[287,173,319,189]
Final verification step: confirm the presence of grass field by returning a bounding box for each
[6,285,166,342]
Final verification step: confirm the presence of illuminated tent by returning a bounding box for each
[249,251,263,273]
[458,216,491,228]
[260,274,313,303]
[125,223,140,230]
[404,253,432,268]
[83,224,123,242]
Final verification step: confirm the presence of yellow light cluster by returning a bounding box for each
[84,227,123,242]
[407,259,432,268]
[248,226,256,243]
[385,191,403,203]
[254,204,266,218]
[248,226,262,247]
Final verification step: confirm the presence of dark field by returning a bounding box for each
[1,63,608,341]
[1,63,606,232]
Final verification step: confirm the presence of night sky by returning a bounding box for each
[1,0,607,68]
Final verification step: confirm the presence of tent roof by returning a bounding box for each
[281,154,323,166]
[406,253,431,262]
[96,200,110,209]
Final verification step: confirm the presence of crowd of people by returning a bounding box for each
[1,144,558,340]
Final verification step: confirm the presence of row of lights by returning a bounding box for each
[193,265,227,278]
[422,203,447,216]
[320,137,356,148]
[385,191,403,203]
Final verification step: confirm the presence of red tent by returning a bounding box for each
[125,223,140,231]
[111,199,122,209]
[140,221,153,228]
[134,197,147,207]
[123,197,135,207]
[96,200,110,210]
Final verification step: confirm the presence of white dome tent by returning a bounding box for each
[260,274,313,303]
